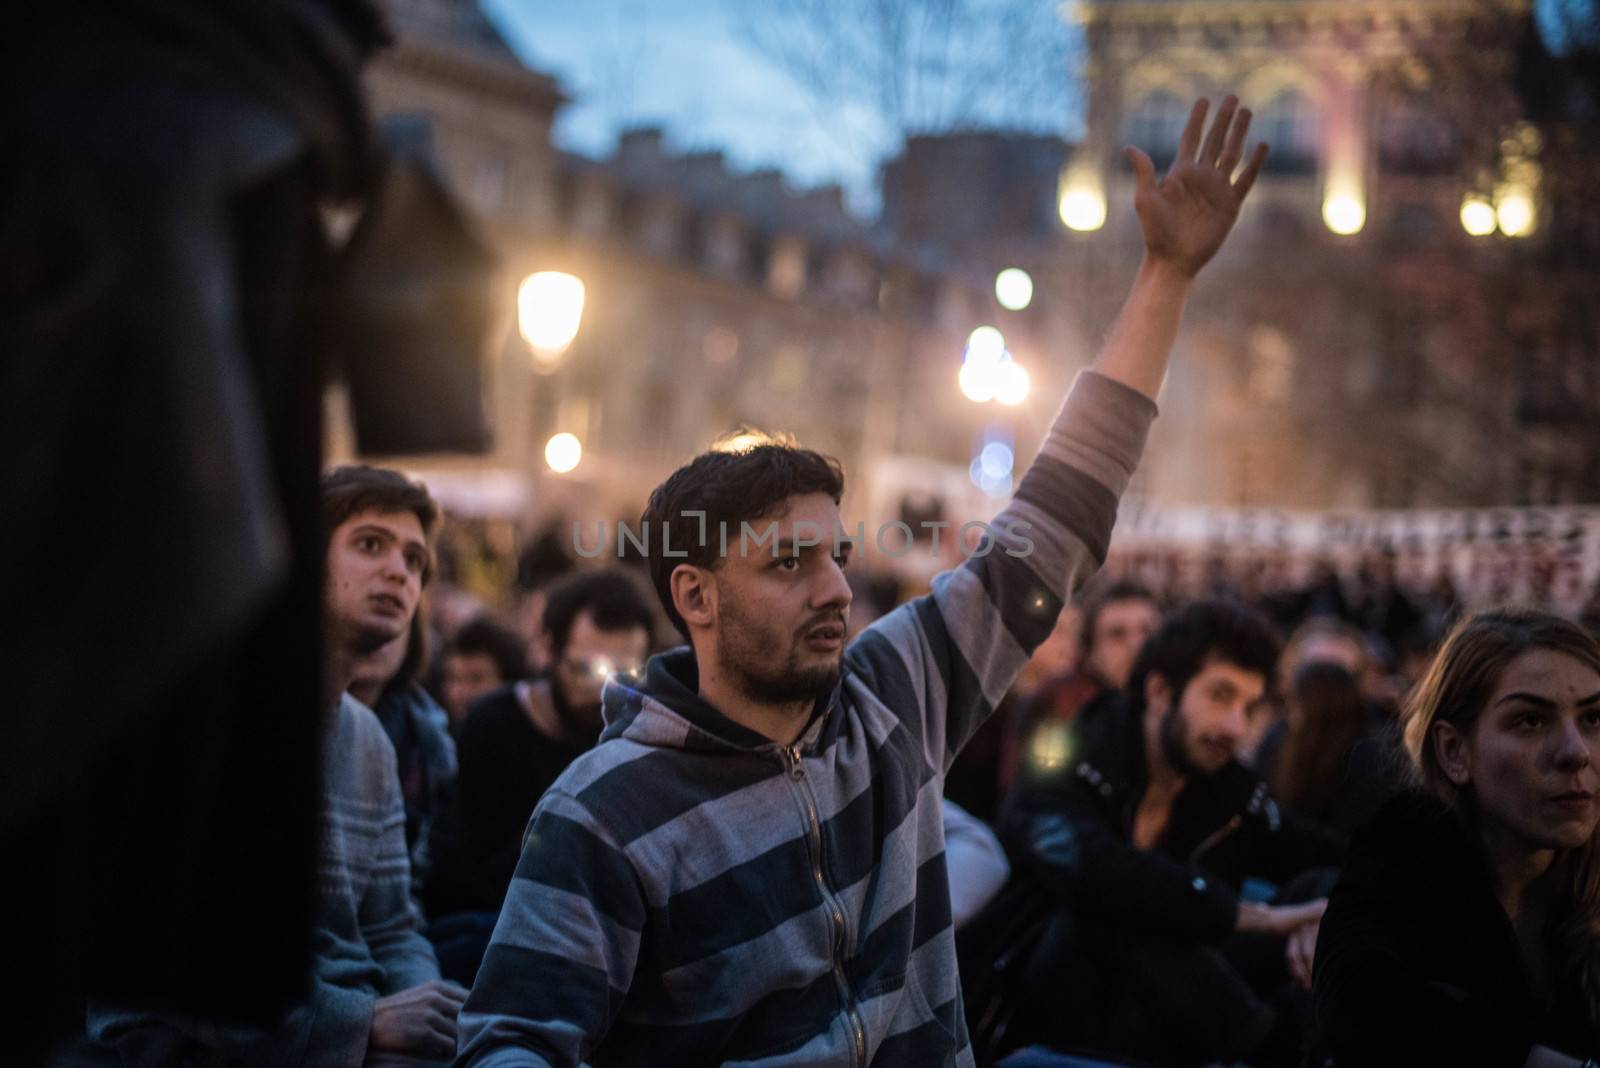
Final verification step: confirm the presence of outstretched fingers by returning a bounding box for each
[1173,97,1208,172]
[1126,145,1158,197]
[1232,142,1270,199]
[1199,95,1238,167]
[1217,106,1252,177]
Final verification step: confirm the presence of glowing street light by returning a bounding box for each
[519,271,586,367]
[544,432,582,473]
[959,359,998,403]
[1321,193,1366,236]
[1460,196,1497,237]
[994,359,1031,406]
[1058,164,1106,232]
[1059,187,1107,232]
[965,326,1006,363]
[960,350,1030,406]
[1495,186,1536,238]
[995,268,1034,311]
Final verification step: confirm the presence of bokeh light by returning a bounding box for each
[965,325,1006,363]
[1059,187,1107,232]
[544,432,582,473]
[959,359,997,402]
[980,441,1014,480]
[1460,196,1497,237]
[1321,193,1366,236]
[1495,188,1535,237]
[519,272,586,364]
[994,359,1030,406]
[995,268,1034,311]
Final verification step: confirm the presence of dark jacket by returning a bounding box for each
[1314,791,1599,1066]
[371,681,458,892]
[1002,691,1345,943]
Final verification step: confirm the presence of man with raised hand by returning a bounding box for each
[456,97,1268,1068]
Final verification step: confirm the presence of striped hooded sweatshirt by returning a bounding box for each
[456,370,1157,1068]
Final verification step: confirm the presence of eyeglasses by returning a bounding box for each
[560,655,644,681]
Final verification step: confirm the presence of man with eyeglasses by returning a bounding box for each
[423,569,655,979]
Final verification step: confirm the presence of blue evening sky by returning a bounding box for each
[483,0,1593,216]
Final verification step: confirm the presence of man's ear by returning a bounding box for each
[535,628,553,667]
[671,564,716,633]
[1431,721,1472,787]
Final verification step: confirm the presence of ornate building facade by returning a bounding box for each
[346,0,1067,535]
[1059,0,1597,508]
[343,0,1597,531]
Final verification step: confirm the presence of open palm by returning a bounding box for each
[1128,97,1269,279]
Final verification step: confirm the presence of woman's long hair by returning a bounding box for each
[1401,608,1600,1030]
[1273,660,1368,818]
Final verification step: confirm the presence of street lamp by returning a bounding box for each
[994,360,1030,406]
[1495,185,1536,238]
[518,271,586,369]
[1460,196,1497,237]
[995,268,1034,311]
[966,326,1005,362]
[959,347,1030,406]
[1058,164,1106,232]
[1321,191,1365,236]
[544,432,582,473]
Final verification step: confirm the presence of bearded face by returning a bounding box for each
[1153,658,1267,777]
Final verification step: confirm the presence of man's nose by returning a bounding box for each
[1222,702,1250,739]
[812,557,853,612]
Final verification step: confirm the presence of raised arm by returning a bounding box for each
[846,96,1269,767]
[1096,95,1267,401]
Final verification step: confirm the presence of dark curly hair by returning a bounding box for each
[640,434,844,639]
[1127,598,1282,713]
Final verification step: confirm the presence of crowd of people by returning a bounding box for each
[59,95,1600,1068]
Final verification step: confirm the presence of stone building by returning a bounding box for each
[344,0,1597,532]
[879,0,1597,509]
[344,0,1068,536]
[332,0,569,518]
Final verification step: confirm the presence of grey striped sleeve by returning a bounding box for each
[457,790,644,1067]
[852,369,1157,767]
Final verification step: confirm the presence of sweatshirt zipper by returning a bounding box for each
[784,743,865,1067]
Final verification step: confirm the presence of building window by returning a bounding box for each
[1124,91,1189,168]
[1258,90,1320,174]
[767,237,807,299]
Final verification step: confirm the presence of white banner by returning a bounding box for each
[1108,499,1600,612]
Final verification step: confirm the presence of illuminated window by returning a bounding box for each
[767,237,807,299]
